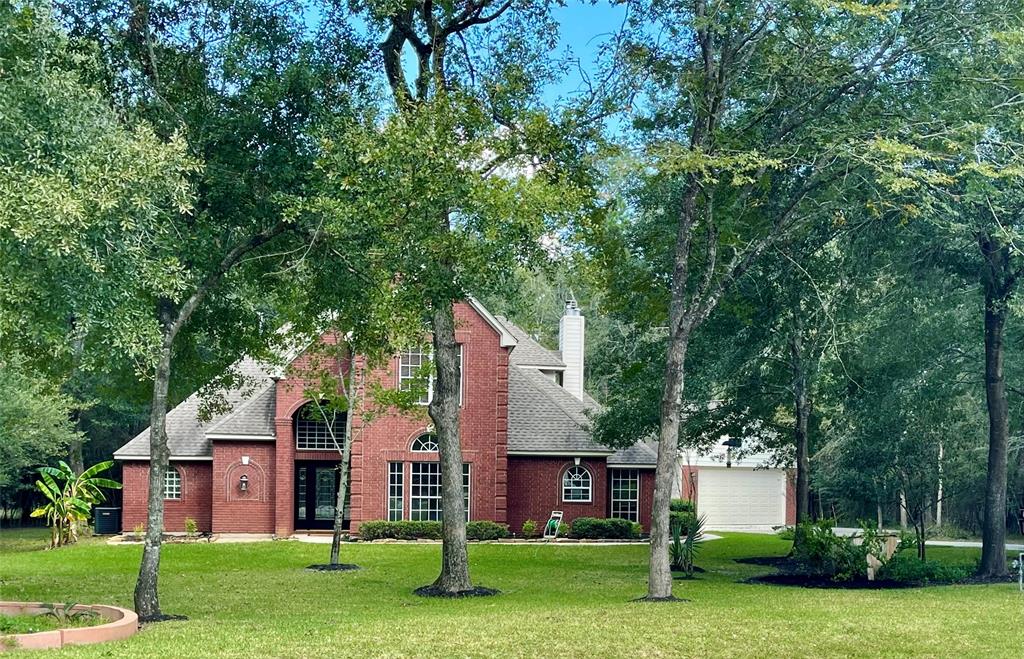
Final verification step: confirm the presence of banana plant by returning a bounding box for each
[31,461,121,548]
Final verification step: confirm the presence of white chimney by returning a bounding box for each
[559,299,585,400]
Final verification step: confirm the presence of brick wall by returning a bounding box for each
[275,302,508,535]
[121,461,213,533]
[506,457,608,534]
[212,441,276,533]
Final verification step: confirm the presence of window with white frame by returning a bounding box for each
[408,462,471,521]
[398,346,463,405]
[410,433,439,452]
[610,469,640,522]
[294,403,344,451]
[561,465,592,502]
[410,462,441,521]
[164,468,181,500]
[387,462,404,521]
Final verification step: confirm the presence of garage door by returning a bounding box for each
[696,468,786,530]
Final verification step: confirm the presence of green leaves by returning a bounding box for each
[30,459,120,547]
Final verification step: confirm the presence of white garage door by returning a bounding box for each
[696,468,786,530]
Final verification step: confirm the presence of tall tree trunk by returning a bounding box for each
[979,233,1012,577]
[648,324,691,601]
[134,313,175,619]
[425,302,473,593]
[330,355,358,566]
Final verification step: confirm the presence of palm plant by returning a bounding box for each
[31,461,121,548]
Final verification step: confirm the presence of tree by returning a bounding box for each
[42,0,376,618]
[323,0,597,596]
[854,3,1024,575]
[31,460,121,548]
[0,358,80,504]
[592,0,988,600]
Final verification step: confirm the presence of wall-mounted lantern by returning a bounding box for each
[239,474,249,492]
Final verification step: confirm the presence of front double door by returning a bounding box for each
[295,461,349,530]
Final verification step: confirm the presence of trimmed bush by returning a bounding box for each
[670,499,695,513]
[521,519,538,538]
[670,511,697,535]
[466,521,510,541]
[358,520,442,540]
[877,555,971,585]
[569,517,639,540]
[357,520,508,541]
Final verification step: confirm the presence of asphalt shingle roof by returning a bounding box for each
[114,357,276,459]
[496,316,566,369]
[507,365,611,454]
[206,385,277,437]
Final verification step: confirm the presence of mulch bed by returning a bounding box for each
[745,573,915,589]
[413,585,500,598]
[305,564,361,572]
[139,614,189,625]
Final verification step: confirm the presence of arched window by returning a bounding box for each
[561,465,592,502]
[294,402,345,451]
[164,468,181,500]
[410,433,439,452]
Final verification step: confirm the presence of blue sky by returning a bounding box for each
[547,0,629,103]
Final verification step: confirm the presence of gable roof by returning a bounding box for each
[507,365,611,455]
[496,316,566,369]
[205,385,277,438]
[113,357,276,460]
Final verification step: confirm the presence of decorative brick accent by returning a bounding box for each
[212,441,276,533]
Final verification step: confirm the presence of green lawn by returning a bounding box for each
[0,528,1020,657]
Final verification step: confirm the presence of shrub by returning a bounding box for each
[670,499,695,513]
[133,523,144,540]
[792,519,868,581]
[557,522,569,537]
[877,555,971,585]
[466,521,510,541]
[776,526,795,541]
[357,520,509,541]
[184,517,198,537]
[670,511,697,535]
[569,517,639,540]
[521,519,538,538]
[358,520,442,541]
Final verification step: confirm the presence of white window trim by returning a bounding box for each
[561,465,592,503]
[463,463,471,522]
[610,469,640,523]
[398,345,463,407]
[410,434,439,453]
[164,468,182,500]
[387,462,404,522]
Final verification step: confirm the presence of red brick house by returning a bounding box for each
[114,299,662,536]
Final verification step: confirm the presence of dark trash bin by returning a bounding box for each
[94,507,121,535]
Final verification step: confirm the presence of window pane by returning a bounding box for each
[295,404,345,451]
[314,468,336,520]
[561,465,591,502]
[388,462,404,521]
[410,462,442,521]
[163,469,181,500]
[610,469,640,522]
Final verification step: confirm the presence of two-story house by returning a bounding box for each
[114,299,662,536]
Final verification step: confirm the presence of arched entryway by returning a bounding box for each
[292,401,349,530]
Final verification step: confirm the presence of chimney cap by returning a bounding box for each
[564,297,580,316]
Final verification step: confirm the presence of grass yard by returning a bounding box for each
[0,529,1020,657]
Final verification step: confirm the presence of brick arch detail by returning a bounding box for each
[223,459,270,503]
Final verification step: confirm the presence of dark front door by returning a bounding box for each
[295,461,348,530]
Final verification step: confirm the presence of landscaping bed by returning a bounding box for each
[0,602,137,651]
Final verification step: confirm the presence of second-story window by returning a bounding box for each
[398,346,463,405]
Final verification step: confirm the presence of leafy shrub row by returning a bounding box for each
[877,555,971,585]
[569,517,641,539]
[670,499,695,513]
[358,520,510,541]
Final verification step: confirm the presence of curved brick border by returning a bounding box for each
[0,602,138,651]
